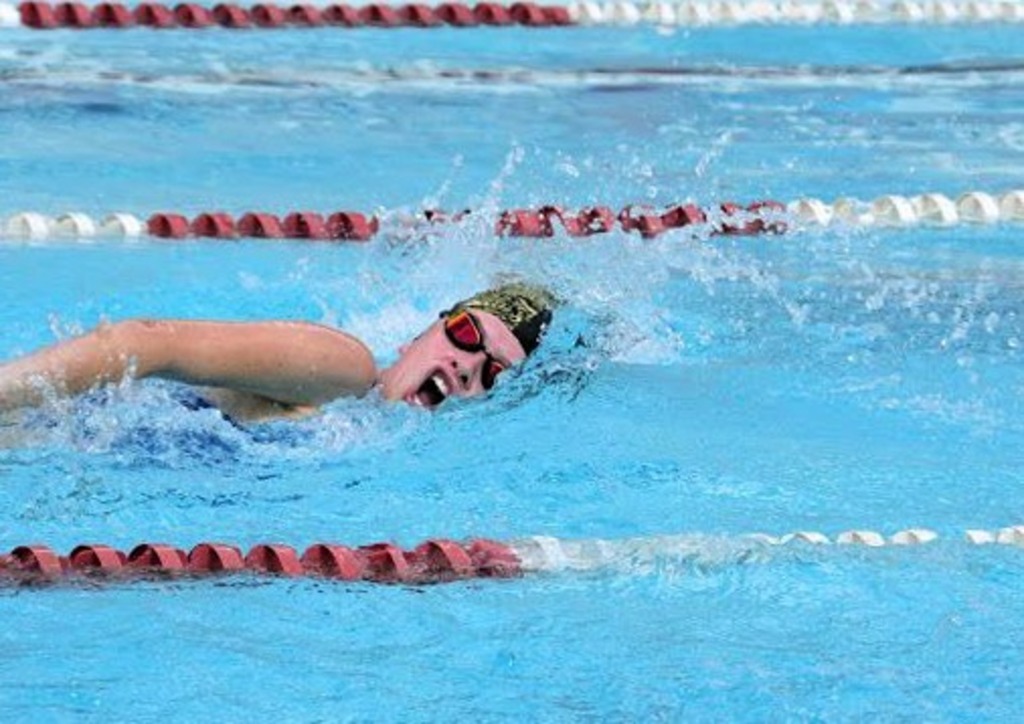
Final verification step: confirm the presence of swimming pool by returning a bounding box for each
[2,10,1024,720]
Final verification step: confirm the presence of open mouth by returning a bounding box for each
[412,372,450,409]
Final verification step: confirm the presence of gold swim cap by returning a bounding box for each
[448,282,557,355]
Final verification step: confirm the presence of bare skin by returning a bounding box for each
[0,310,525,422]
[377,310,525,407]
[0,320,377,422]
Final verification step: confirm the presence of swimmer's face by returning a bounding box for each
[378,310,526,409]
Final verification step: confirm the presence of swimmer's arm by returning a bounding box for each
[0,319,378,412]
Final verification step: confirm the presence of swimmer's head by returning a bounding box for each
[445,282,556,356]
[377,283,557,409]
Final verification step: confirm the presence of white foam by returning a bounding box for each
[0,3,20,28]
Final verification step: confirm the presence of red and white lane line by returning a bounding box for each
[3,524,1024,587]
[0,201,786,242]
[1,190,1021,243]
[1,0,1023,30]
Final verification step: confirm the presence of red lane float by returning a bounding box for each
[69,544,127,571]
[509,1,546,25]
[357,542,412,581]
[410,539,475,580]
[437,1,477,25]
[191,212,236,238]
[188,542,246,572]
[93,1,133,26]
[19,0,57,27]
[358,2,401,26]
[237,212,285,238]
[173,3,215,27]
[13,1,577,28]
[250,2,285,25]
[134,1,175,26]
[10,545,67,576]
[128,543,189,570]
[245,544,304,575]
[0,538,523,586]
[147,212,190,238]
[326,211,378,241]
[466,539,521,577]
[54,2,94,27]
[398,3,441,26]
[212,3,250,26]
[300,543,364,579]
[138,200,786,243]
[474,1,512,24]
[288,4,322,25]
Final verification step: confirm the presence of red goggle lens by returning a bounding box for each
[482,358,506,390]
[445,311,484,351]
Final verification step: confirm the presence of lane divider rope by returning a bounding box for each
[2,0,1023,30]
[0,201,786,241]
[1,190,1021,243]
[4,524,1024,586]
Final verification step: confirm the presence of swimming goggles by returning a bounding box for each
[443,310,508,390]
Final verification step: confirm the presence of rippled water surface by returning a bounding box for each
[1,18,1023,721]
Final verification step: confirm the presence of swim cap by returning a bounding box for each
[448,282,557,355]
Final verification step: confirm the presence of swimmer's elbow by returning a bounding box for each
[339,338,377,397]
[305,328,378,404]
[101,319,169,379]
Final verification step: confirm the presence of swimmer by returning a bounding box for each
[0,283,555,422]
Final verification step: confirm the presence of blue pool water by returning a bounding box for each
[2,18,1024,721]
